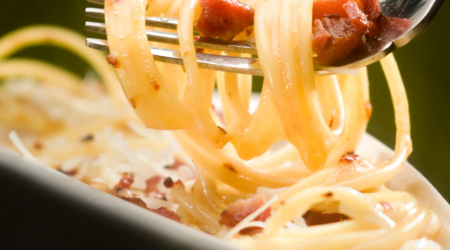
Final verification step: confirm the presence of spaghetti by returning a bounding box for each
[0,0,443,248]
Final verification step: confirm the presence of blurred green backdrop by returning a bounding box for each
[0,0,449,201]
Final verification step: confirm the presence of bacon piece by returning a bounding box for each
[118,172,134,189]
[339,154,362,166]
[58,167,78,176]
[164,159,185,170]
[163,177,175,189]
[149,207,182,223]
[113,172,135,197]
[106,51,120,68]
[313,17,365,65]
[377,14,412,42]
[368,21,379,39]
[303,210,349,226]
[121,197,148,209]
[219,193,271,227]
[121,197,182,223]
[196,0,255,41]
[312,0,373,65]
[145,176,164,195]
[364,0,381,20]
[114,186,133,197]
[312,20,330,52]
[313,0,365,20]
[344,1,369,31]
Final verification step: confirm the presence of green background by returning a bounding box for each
[0,0,449,201]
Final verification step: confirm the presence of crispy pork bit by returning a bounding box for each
[219,193,271,227]
[364,0,382,21]
[196,0,255,41]
[164,158,186,170]
[313,0,365,20]
[303,210,349,226]
[344,1,369,31]
[312,0,411,65]
[339,154,362,166]
[121,197,148,209]
[312,20,330,52]
[149,207,182,223]
[114,172,135,197]
[312,0,378,65]
[145,176,164,195]
[118,172,134,189]
[163,177,175,188]
[121,197,182,223]
[106,51,120,68]
[377,14,412,42]
[313,15,366,65]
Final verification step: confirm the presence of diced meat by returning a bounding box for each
[364,0,381,21]
[239,227,264,235]
[313,0,365,20]
[163,177,175,188]
[164,159,186,170]
[338,154,362,166]
[219,193,271,227]
[343,1,369,31]
[313,16,366,65]
[145,176,164,195]
[114,172,135,197]
[196,0,255,41]
[310,0,411,65]
[121,197,148,209]
[312,0,378,65]
[377,14,412,42]
[121,197,182,223]
[58,167,78,176]
[149,207,182,223]
[106,51,120,68]
[303,210,349,226]
[312,20,330,52]
[114,186,133,197]
[368,21,379,39]
[118,172,134,189]
[164,178,185,190]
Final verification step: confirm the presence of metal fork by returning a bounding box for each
[86,0,348,76]
[85,0,271,76]
[85,0,445,75]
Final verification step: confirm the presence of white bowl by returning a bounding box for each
[0,132,448,249]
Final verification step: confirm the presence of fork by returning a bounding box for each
[85,0,444,76]
[85,0,357,76]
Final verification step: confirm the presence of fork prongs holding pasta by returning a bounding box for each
[84,1,357,76]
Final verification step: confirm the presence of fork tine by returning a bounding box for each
[85,8,105,19]
[86,8,197,32]
[87,0,104,4]
[86,38,339,76]
[85,3,341,76]
[86,38,264,76]
[86,21,258,54]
